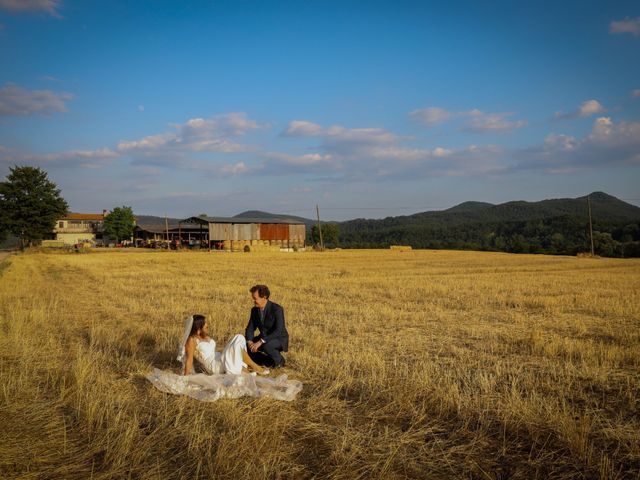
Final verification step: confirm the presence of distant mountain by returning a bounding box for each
[402,192,640,224]
[444,201,495,214]
[338,192,640,257]
[234,210,317,227]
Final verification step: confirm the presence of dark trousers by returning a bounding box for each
[248,338,285,367]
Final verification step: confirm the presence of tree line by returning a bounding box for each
[337,215,640,257]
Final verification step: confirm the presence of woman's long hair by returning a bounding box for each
[189,314,206,337]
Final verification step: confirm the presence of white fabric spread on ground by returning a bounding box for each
[146,368,303,402]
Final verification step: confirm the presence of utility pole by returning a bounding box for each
[165,214,169,243]
[587,195,595,256]
[316,204,324,251]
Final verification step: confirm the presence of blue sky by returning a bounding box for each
[1,0,639,220]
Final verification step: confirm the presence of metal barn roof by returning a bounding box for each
[181,216,305,225]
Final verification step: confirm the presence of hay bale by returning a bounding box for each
[390,245,412,252]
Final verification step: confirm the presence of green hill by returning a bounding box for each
[338,192,640,257]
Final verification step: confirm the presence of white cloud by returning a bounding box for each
[38,147,119,161]
[610,17,640,36]
[463,111,527,133]
[281,121,404,163]
[409,107,456,126]
[219,162,249,175]
[579,99,605,116]
[411,106,526,133]
[365,144,505,178]
[589,116,614,141]
[283,120,399,145]
[588,116,640,146]
[7,108,637,186]
[184,112,262,136]
[433,147,452,157]
[285,153,333,165]
[283,120,324,136]
[1,112,263,172]
[544,134,578,152]
[515,116,640,173]
[117,133,177,153]
[258,152,336,174]
[0,83,72,116]
[272,119,509,178]
[0,0,61,16]
[272,114,640,179]
[277,118,509,178]
[118,112,263,155]
[0,145,118,169]
[554,99,605,120]
[324,126,400,144]
[176,113,261,150]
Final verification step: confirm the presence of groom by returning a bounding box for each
[245,284,289,368]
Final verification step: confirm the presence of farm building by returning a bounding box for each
[134,216,306,250]
[52,212,107,245]
[133,221,206,246]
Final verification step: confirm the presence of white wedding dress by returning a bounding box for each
[193,334,247,375]
[146,325,302,402]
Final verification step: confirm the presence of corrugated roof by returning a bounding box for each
[182,216,305,225]
[64,213,104,221]
[134,223,203,233]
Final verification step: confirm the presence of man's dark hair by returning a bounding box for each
[250,284,270,299]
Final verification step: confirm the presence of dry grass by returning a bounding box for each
[0,249,639,479]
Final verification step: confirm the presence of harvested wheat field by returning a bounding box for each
[0,249,639,479]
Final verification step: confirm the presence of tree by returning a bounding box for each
[593,231,617,257]
[0,166,68,248]
[0,206,7,244]
[312,223,340,247]
[103,206,135,243]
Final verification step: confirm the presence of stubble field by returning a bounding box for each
[0,249,639,479]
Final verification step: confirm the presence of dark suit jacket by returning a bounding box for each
[245,301,289,352]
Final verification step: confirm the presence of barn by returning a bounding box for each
[181,216,306,251]
[134,216,306,251]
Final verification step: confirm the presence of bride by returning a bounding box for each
[146,315,303,402]
[179,314,269,376]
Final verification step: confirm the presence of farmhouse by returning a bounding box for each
[52,212,107,245]
[134,216,306,251]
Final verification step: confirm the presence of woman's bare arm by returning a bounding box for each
[184,337,195,375]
